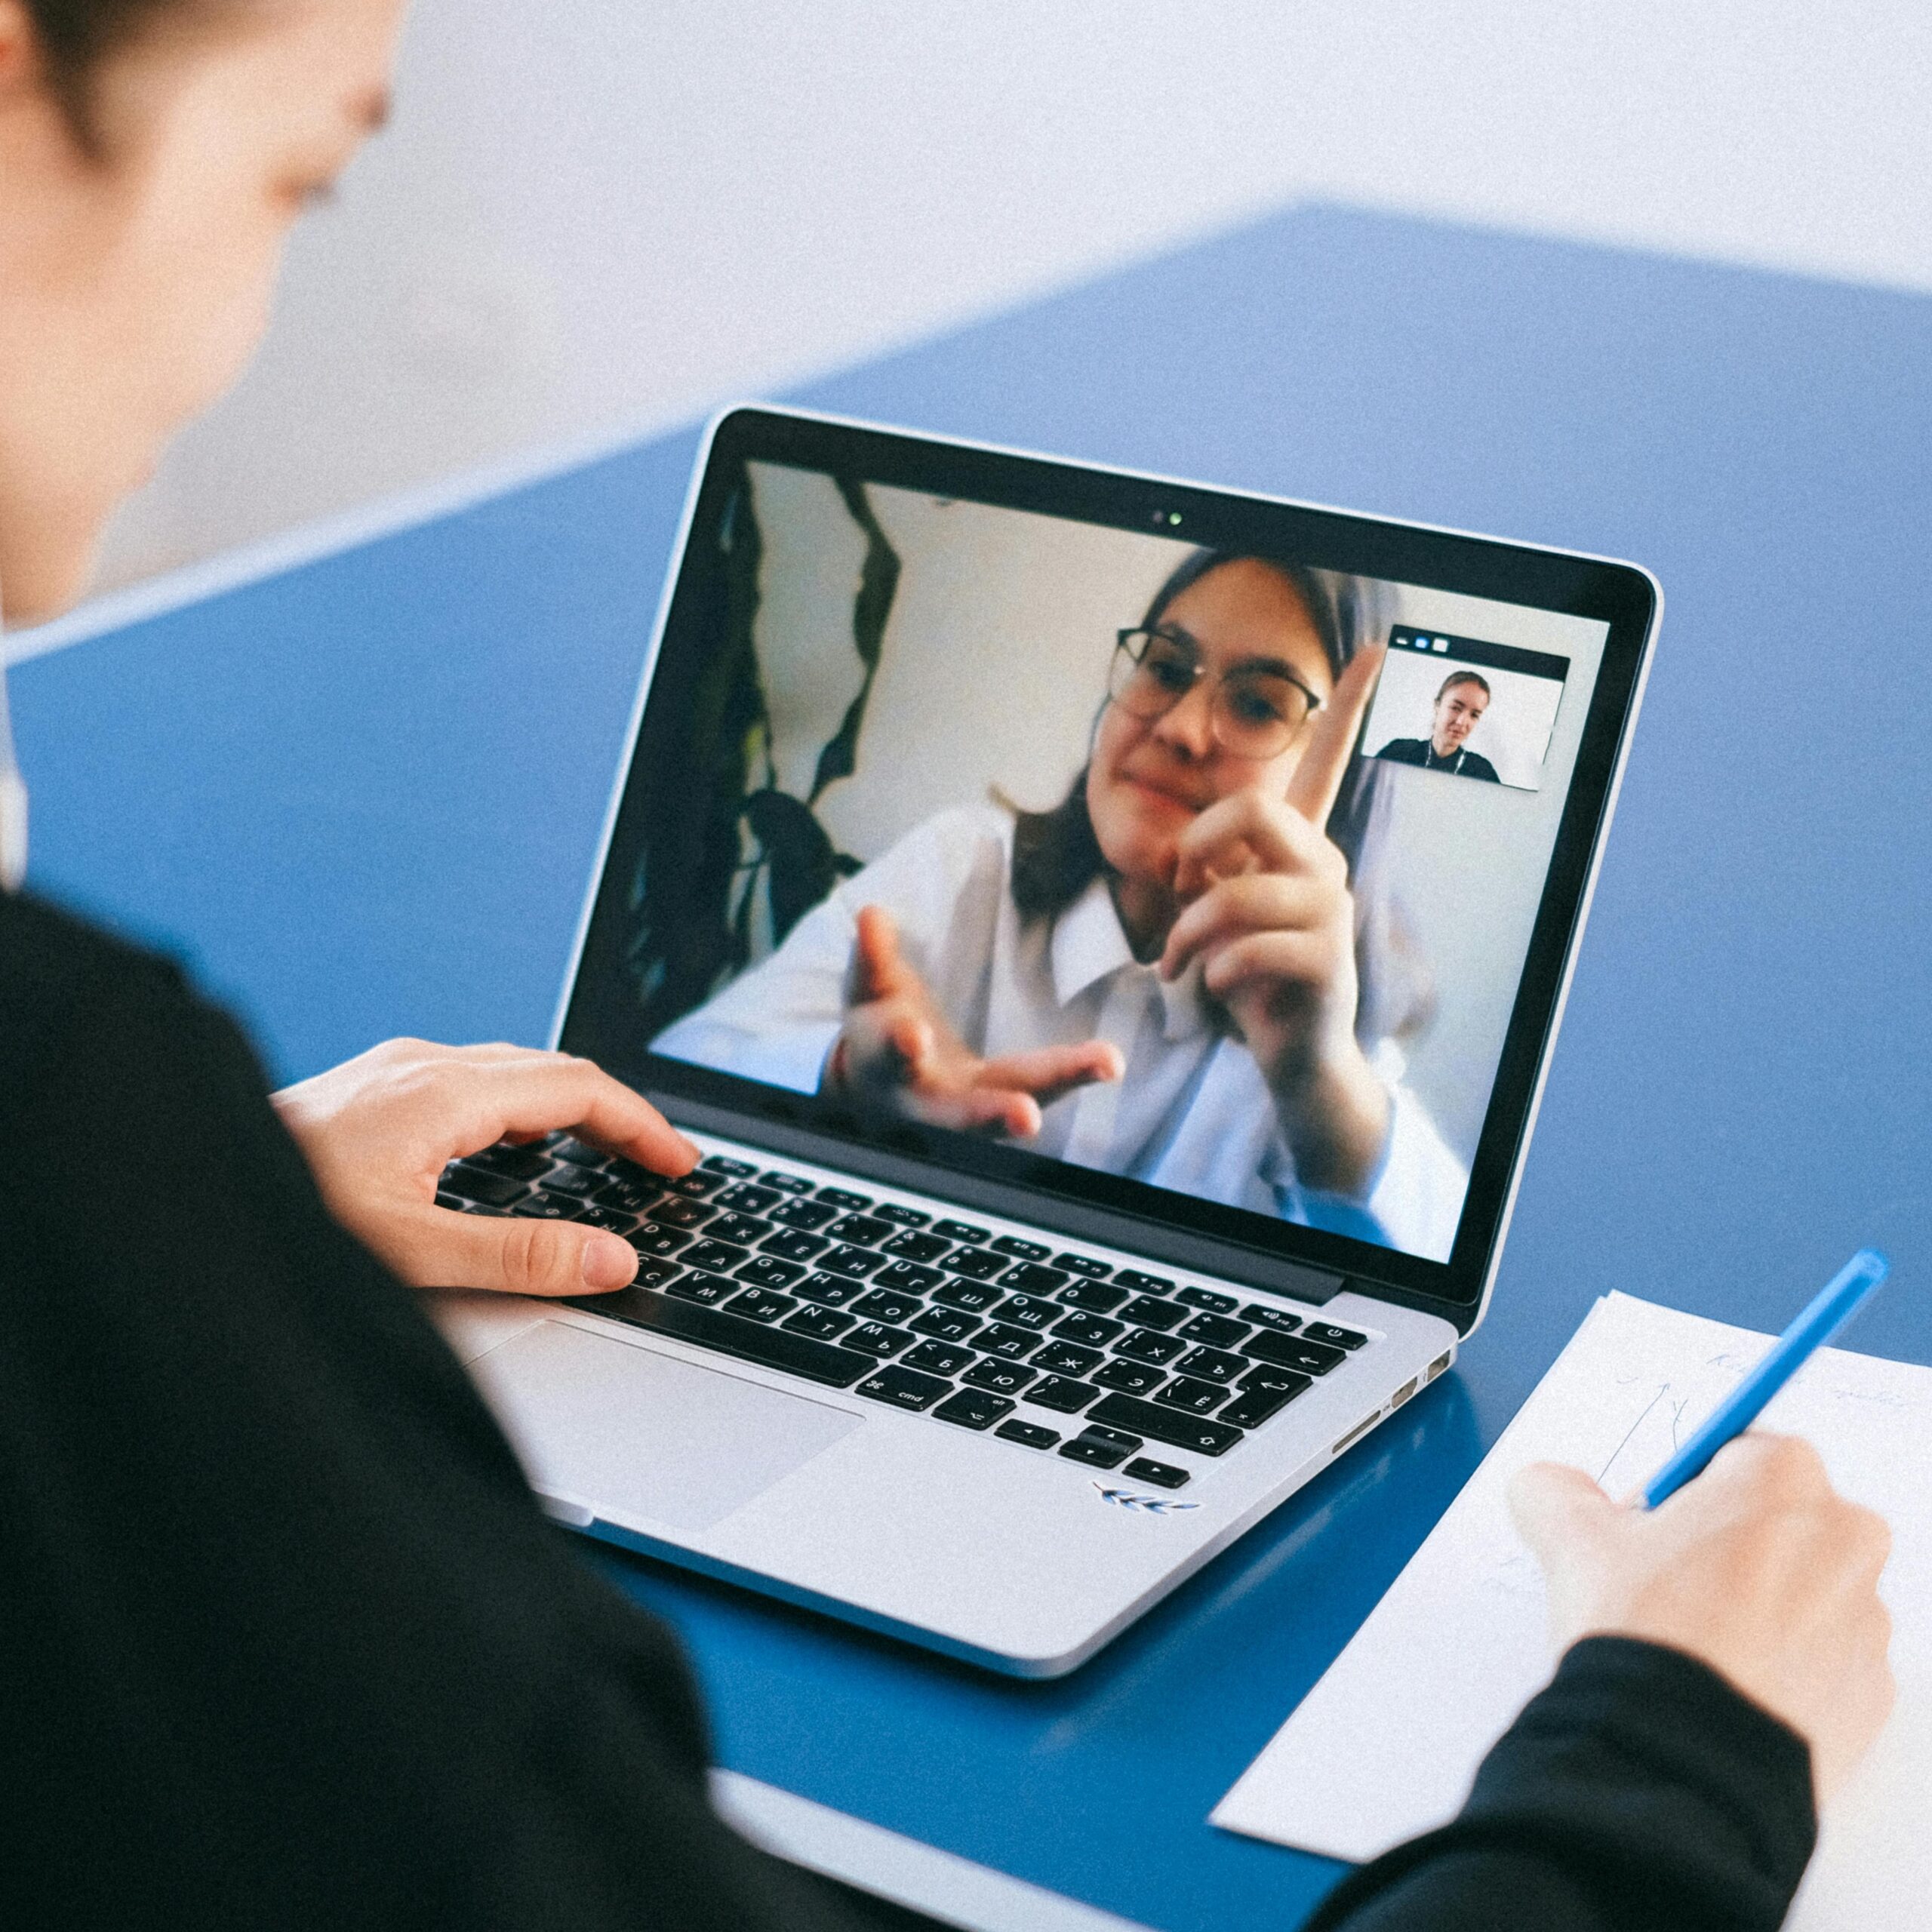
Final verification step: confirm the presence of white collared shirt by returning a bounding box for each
[653,804,1466,1262]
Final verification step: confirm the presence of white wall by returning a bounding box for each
[89,0,1932,594]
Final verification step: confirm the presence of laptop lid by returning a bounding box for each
[558,408,1657,1337]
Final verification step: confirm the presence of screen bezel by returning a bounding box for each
[558,406,1657,1334]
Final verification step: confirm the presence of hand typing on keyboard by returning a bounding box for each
[828,906,1123,1139]
[272,1039,699,1297]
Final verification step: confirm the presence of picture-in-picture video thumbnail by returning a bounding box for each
[1365,628,1569,792]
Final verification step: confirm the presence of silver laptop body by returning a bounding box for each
[433,406,1657,1678]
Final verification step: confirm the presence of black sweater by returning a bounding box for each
[0,888,1817,1930]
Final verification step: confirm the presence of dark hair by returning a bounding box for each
[1010,548,1434,1044]
[1435,669,1491,703]
[23,0,241,150]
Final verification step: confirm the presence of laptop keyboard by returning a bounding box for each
[438,1134,1375,1492]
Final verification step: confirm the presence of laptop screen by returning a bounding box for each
[562,412,1650,1309]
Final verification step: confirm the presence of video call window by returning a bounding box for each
[1365,627,1570,792]
[617,463,1608,1268]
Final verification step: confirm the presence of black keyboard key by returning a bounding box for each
[909,1305,982,1343]
[715,1183,783,1216]
[1123,1458,1190,1491]
[546,1138,606,1171]
[760,1228,829,1263]
[933,1219,991,1244]
[1177,1311,1251,1349]
[434,1190,464,1211]
[782,1303,857,1340]
[797,1272,864,1307]
[881,1230,950,1263]
[944,1246,1007,1281]
[1053,1312,1124,1349]
[1026,1377,1099,1415]
[663,1169,726,1198]
[1241,1363,1312,1392]
[465,1142,555,1181]
[815,1186,873,1211]
[626,1229,695,1260]
[1241,1303,1302,1334]
[515,1191,583,1220]
[1177,1286,1239,1314]
[1219,1377,1309,1428]
[759,1170,815,1195]
[872,1260,943,1296]
[975,1324,1041,1361]
[1032,1341,1103,1379]
[709,1213,773,1247]
[994,1420,1060,1450]
[537,1164,603,1199]
[1303,1322,1369,1350]
[725,1287,799,1324]
[596,1175,663,1215]
[1113,1327,1187,1366]
[851,1287,922,1326]
[845,1321,915,1358]
[623,1257,685,1291]
[586,1288,869,1387]
[872,1203,931,1228]
[1093,1359,1166,1396]
[1088,1394,1242,1457]
[902,1339,977,1378]
[734,1254,807,1291]
[1244,1333,1347,1376]
[649,1195,716,1228]
[702,1154,758,1177]
[685,1238,749,1272]
[991,1235,1051,1262]
[443,1166,531,1208]
[574,1205,638,1235]
[1174,1346,1245,1386]
[963,1358,1037,1395]
[1057,1279,1130,1314]
[1114,1269,1176,1297]
[1059,1433,1135,1469]
[999,1261,1069,1296]
[1054,1254,1113,1279]
[1155,1377,1228,1416]
[857,1365,950,1412]
[771,1198,840,1231]
[932,1278,1003,1312]
[662,1270,734,1306]
[935,1388,1015,1432]
[993,1294,1060,1332]
[1118,1294,1189,1332]
[817,1244,886,1280]
[829,1214,894,1247]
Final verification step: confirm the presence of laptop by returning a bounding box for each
[430,405,1657,1677]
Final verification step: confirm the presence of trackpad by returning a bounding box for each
[469,1320,862,1534]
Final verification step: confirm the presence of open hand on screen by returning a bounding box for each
[828,906,1123,1139]
[1157,644,1391,1193]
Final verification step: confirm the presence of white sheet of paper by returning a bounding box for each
[1212,1291,1932,1929]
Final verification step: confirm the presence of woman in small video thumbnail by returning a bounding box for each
[1374,671,1501,782]
[655,546,1467,1263]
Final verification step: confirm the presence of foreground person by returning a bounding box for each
[0,3,1893,1927]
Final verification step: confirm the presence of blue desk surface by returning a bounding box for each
[15,204,1932,1930]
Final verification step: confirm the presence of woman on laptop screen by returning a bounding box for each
[655,548,1469,1263]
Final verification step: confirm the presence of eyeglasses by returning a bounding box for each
[1107,627,1324,761]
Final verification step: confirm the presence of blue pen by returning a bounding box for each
[1641,1248,1890,1510]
